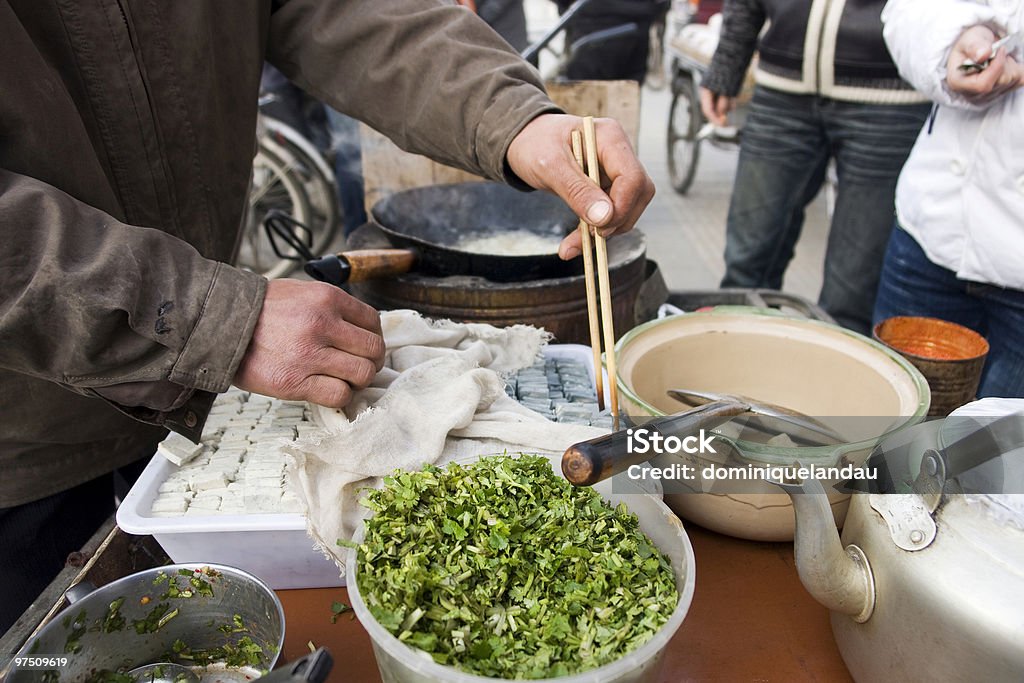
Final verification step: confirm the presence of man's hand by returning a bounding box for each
[699,87,735,127]
[947,25,1024,102]
[233,279,385,408]
[506,113,655,260]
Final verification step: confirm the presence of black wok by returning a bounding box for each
[302,182,586,284]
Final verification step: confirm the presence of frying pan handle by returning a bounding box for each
[304,255,348,286]
[305,249,418,286]
[342,249,417,282]
[562,401,749,486]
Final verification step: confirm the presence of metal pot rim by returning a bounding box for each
[14,562,285,673]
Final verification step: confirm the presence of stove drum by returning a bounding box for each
[349,233,648,345]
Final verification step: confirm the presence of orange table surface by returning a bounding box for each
[275,524,852,682]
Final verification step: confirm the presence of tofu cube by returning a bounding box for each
[158,432,204,466]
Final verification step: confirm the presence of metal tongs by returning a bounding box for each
[262,211,343,284]
[263,209,391,286]
[667,389,845,447]
[264,209,318,263]
[959,31,1023,73]
[561,391,845,487]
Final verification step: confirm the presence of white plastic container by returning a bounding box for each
[346,453,696,683]
[117,345,604,591]
[117,454,343,589]
[542,343,610,406]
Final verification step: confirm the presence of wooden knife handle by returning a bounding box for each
[562,401,750,486]
[563,428,650,488]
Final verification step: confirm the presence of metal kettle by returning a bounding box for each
[773,404,1024,682]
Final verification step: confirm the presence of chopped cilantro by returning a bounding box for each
[100,597,126,633]
[165,616,268,668]
[63,609,88,654]
[329,601,351,624]
[355,454,678,678]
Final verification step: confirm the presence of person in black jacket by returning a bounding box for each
[477,0,530,52]
[555,0,670,83]
[700,0,932,334]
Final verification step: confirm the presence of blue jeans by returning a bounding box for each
[874,226,1024,399]
[721,87,931,335]
[324,108,367,236]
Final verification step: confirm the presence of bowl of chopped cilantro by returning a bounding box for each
[5,564,285,683]
[346,453,695,682]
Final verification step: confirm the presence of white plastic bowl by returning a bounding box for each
[346,453,696,683]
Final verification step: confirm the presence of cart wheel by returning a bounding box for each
[667,74,702,195]
[239,142,314,279]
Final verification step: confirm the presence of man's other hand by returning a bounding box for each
[699,87,735,127]
[947,25,1024,102]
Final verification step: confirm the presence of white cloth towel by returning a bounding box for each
[284,310,607,573]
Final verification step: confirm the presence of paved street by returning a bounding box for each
[632,84,829,301]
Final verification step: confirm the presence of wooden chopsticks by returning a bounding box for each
[571,117,620,432]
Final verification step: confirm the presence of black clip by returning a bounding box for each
[263,209,317,263]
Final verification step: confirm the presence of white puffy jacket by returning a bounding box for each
[882,0,1024,290]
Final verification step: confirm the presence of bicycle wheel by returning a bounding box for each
[667,71,702,195]
[238,142,314,279]
[261,117,339,255]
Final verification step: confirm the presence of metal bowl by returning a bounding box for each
[6,563,284,682]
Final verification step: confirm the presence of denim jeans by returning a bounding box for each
[720,87,931,335]
[873,226,1024,399]
[324,108,367,236]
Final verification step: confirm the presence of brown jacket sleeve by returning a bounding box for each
[0,0,555,448]
[266,0,561,186]
[0,168,266,417]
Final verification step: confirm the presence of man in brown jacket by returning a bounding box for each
[0,0,653,631]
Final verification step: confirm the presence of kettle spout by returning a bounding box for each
[773,477,875,623]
